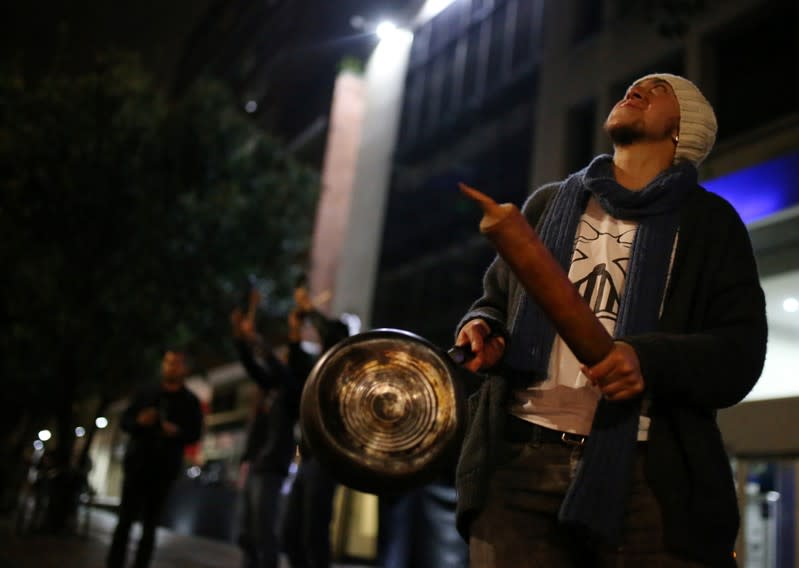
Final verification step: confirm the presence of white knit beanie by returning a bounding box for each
[634,73,718,166]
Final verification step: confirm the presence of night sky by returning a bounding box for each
[1,1,208,85]
[1,0,417,142]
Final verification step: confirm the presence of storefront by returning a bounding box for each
[711,150,799,567]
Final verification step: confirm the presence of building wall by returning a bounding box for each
[531,0,796,187]
[366,0,799,344]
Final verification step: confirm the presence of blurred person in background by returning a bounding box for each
[231,289,297,568]
[278,277,350,568]
[107,350,204,568]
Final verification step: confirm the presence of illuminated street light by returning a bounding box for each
[75,426,86,437]
[95,416,109,429]
[33,440,44,451]
[38,429,52,441]
[244,100,258,113]
[350,14,411,44]
[376,21,398,41]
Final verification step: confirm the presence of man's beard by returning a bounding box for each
[606,124,645,146]
[605,117,678,147]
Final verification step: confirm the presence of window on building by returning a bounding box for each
[572,0,603,44]
[439,47,458,124]
[510,0,543,72]
[399,69,426,148]
[409,22,432,67]
[710,0,798,140]
[565,98,597,174]
[472,0,495,19]
[462,23,486,105]
[485,0,511,89]
[430,5,456,53]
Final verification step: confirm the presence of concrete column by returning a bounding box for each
[308,72,367,314]
[332,31,413,327]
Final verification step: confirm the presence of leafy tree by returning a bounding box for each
[0,53,319,502]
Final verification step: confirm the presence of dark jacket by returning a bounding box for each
[235,340,303,475]
[121,384,203,481]
[234,313,350,470]
[455,182,768,566]
[241,409,272,466]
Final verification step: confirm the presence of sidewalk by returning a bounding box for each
[0,508,243,568]
[0,508,373,568]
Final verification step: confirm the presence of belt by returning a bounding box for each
[504,414,587,447]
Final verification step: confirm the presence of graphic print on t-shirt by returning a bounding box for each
[571,218,636,325]
[509,200,641,435]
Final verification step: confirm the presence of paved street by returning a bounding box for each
[0,508,371,568]
[0,508,242,568]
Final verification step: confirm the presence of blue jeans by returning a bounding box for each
[378,483,468,568]
[238,469,286,568]
[468,436,708,567]
[279,456,337,568]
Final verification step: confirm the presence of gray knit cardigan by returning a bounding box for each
[454,181,767,567]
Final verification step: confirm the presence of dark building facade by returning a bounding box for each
[369,0,799,346]
[373,0,545,346]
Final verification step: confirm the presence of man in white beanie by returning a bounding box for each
[453,74,766,566]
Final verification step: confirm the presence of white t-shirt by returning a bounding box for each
[510,198,650,438]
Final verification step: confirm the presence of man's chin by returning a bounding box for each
[606,124,644,146]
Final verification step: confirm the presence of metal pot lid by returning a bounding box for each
[300,328,463,493]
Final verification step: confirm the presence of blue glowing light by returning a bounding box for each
[703,151,799,224]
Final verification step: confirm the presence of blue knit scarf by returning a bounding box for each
[506,154,698,543]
